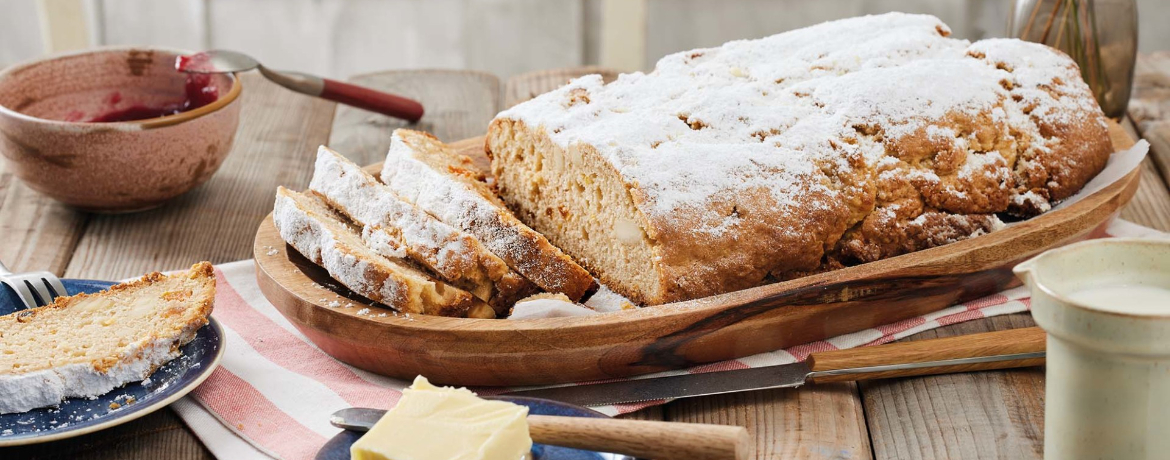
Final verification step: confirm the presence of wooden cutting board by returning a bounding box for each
[253,123,1139,386]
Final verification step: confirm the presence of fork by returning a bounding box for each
[0,259,67,310]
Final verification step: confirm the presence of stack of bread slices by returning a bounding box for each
[273,129,597,318]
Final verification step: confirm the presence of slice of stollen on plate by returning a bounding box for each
[273,187,494,318]
[381,129,597,301]
[0,263,215,415]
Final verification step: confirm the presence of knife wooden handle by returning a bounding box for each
[807,326,1046,383]
[528,415,753,460]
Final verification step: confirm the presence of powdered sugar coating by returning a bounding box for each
[312,147,480,283]
[382,132,531,267]
[361,226,408,260]
[966,38,1106,128]
[0,337,178,414]
[583,284,637,313]
[491,12,1110,303]
[497,13,1103,228]
[273,191,409,309]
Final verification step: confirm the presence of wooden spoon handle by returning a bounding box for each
[319,78,425,122]
[807,326,1046,383]
[527,415,753,460]
[256,66,424,122]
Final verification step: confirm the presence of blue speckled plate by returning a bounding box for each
[315,396,638,460]
[0,279,225,446]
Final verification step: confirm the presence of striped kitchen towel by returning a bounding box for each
[172,219,1167,460]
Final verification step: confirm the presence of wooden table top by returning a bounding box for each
[3,53,1170,459]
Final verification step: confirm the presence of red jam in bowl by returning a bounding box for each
[85,73,219,123]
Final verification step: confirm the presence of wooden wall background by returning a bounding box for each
[3,0,1169,79]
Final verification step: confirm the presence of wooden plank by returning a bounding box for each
[64,72,336,278]
[1118,79,1170,232]
[1120,111,1170,232]
[1128,52,1170,185]
[666,384,872,459]
[327,69,501,164]
[860,314,1045,460]
[1,409,212,460]
[1119,158,1170,232]
[504,66,617,107]
[0,158,88,275]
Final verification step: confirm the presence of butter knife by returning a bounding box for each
[503,327,1046,406]
[331,408,754,460]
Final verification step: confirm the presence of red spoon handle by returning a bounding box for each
[319,78,424,122]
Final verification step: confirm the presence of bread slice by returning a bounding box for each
[0,262,215,414]
[273,187,494,319]
[381,129,597,301]
[308,146,536,315]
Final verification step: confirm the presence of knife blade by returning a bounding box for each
[503,327,1047,407]
[505,362,814,406]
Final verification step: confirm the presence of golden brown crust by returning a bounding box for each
[28,262,216,322]
[834,211,1002,264]
[488,43,1113,306]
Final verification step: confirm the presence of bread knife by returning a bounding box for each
[502,327,1046,406]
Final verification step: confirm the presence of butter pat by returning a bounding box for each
[351,376,532,460]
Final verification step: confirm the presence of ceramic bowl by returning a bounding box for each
[0,47,241,212]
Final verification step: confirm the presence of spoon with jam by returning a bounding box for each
[176,51,424,122]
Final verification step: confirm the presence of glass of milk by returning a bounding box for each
[1015,238,1170,459]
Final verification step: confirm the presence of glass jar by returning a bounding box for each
[1008,0,1138,118]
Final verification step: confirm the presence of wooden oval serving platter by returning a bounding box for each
[255,125,1140,386]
